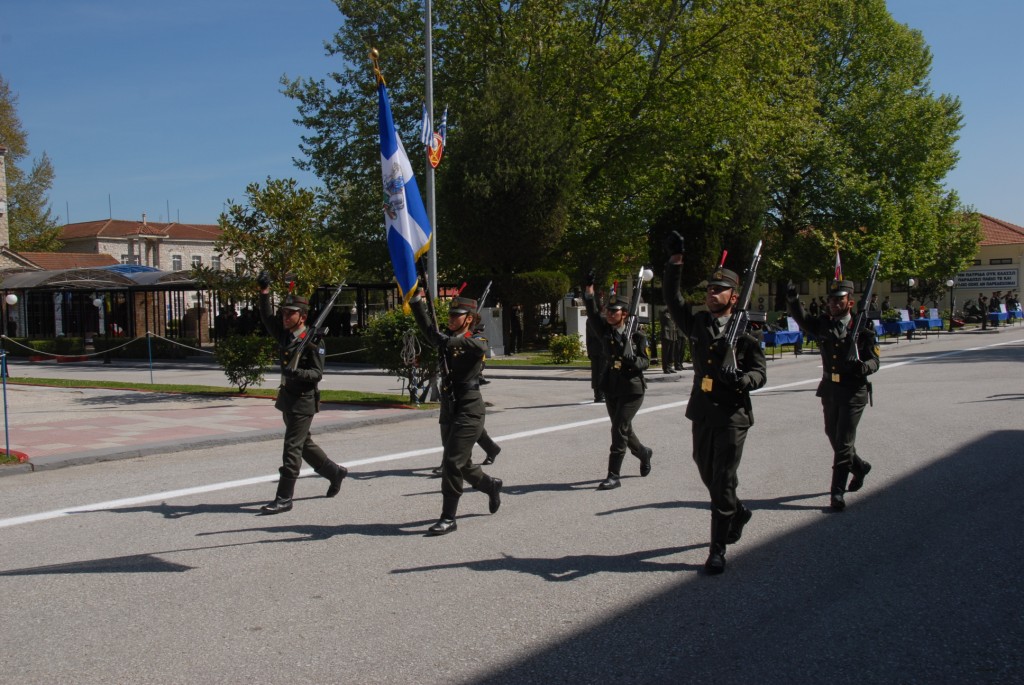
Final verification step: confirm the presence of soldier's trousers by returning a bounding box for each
[820,387,869,491]
[605,391,645,476]
[280,411,331,479]
[691,421,747,519]
[589,354,606,395]
[438,396,488,516]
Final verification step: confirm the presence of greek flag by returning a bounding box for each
[419,104,431,146]
[378,81,433,308]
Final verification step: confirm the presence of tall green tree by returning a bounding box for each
[201,178,350,299]
[763,0,971,286]
[283,1,974,295]
[0,75,62,251]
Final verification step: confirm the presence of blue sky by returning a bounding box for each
[2,0,1022,227]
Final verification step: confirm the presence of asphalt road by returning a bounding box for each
[1,330,1022,684]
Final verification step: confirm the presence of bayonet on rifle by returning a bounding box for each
[845,251,882,363]
[720,240,763,375]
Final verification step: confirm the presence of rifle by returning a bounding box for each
[624,266,655,343]
[720,240,763,375]
[288,281,346,371]
[417,259,454,404]
[845,250,882,363]
[478,280,493,309]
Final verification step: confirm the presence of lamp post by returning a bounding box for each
[2,293,16,458]
[94,296,111,363]
[946,279,956,332]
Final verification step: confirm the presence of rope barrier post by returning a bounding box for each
[147,331,154,384]
[2,347,10,460]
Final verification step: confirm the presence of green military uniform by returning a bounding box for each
[664,261,767,573]
[788,279,879,511]
[583,291,652,490]
[411,295,502,535]
[258,292,347,514]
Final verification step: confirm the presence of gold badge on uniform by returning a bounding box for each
[831,373,840,383]
[701,376,714,392]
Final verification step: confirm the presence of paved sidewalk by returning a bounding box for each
[0,356,614,475]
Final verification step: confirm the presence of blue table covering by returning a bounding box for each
[987,311,1009,324]
[883,321,916,336]
[764,330,803,347]
[913,318,943,330]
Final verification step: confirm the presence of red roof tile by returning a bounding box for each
[18,252,119,270]
[60,219,222,241]
[978,214,1024,246]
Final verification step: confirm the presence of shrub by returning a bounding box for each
[549,333,583,364]
[214,335,276,392]
[364,299,450,379]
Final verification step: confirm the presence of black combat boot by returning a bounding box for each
[598,453,624,490]
[260,475,297,515]
[427,495,460,536]
[486,476,503,513]
[727,503,753,544]
[830,464,850,512]
[848,460,872,492]
[326,462,348,497]
[315,461,348,498]
[482,445,501,466]
[705,513,730,575]
[638,446,653,477]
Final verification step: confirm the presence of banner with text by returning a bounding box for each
[954,268,1019,290]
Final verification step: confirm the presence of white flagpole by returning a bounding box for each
[424,0,437,299]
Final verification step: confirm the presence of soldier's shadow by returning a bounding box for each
[391,545,705,580]
[505,479,606,495]
[596,492,828,517]
[199,519,436,541]
[94,500,274,519]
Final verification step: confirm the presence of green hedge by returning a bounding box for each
[94,336,200,359]
[2,337,86,357]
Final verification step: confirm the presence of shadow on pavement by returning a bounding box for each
[392,545,705,580]
[469,429,1024,684]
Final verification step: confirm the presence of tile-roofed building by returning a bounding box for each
[59,214,229,272]
[978,213,1024,246]
[17,252,119,270]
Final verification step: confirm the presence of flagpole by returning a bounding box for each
[424,0,437,300]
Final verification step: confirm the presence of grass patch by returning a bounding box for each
[486,353,590,367]
[7,377,424,408]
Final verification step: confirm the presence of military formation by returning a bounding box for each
[254,236,881,575]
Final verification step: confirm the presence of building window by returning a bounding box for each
[172,255,182,271]
[235,257,245,273]
[192,255,202,268]
[989,258,1012,265]
[971,259,982,266]
[211,256,221,270]
[120,254,129,264]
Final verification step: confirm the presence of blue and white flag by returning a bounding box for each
[439,106,448,146]
[419,104,431,146]
[379,81,433,309]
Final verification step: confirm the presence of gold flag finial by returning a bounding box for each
[370,48,385,85]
